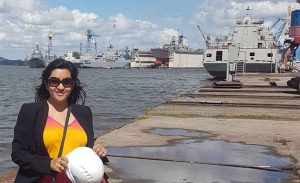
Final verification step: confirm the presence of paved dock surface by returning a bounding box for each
[2,73,300,182]
[96,73,300,182]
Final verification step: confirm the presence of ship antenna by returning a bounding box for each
[246,6,251,15]
[47,30,53,61]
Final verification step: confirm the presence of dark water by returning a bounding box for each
[108,128,297,183]
[0,66,211,175]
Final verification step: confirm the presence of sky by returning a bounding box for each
[0,0,298,60]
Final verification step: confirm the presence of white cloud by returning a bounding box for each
[20,11,51,25]
[0,0,293,59]
[0,32,5,41]
[0,0,183,59]
[0,0,38,12]
[109,13,131,30]
[191,0,292,47]
[72,9,101,28]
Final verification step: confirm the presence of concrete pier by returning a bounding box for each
[96,73,300,182]
[1,73,299,182]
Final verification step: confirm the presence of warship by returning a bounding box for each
[203,11,281,78]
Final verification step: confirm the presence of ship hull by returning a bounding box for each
[29,58,45,68]
[151,48,169,65]
[151,48,169,59]
[170,51,203,68]
[72,62,83,68]
[203,62,276,79]
[130,51,156,68]
[108,60,129,69]
[82,60,129,68]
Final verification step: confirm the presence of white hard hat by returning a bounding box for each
[66,147,104,183]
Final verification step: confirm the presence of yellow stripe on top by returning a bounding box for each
[43,116,88,158]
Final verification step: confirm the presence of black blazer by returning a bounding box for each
[11,100,107,183]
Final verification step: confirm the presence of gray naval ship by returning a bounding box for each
[29,31,57,68]
[29,44,46,68]
[203,11,281,79]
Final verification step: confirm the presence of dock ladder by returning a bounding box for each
[235,61,245,76]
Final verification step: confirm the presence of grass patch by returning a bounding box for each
[273,136,291,145]
[137,114,150,120]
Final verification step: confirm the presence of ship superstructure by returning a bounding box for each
[130,49,156,68]
[29,31,57,68]
[203,12,281,78]
[29,44,45,68]
[80,29,130,68]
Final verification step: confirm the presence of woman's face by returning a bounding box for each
[47,68,74,104]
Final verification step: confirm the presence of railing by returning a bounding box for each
[235,62,245,76]
[207,43,277,49]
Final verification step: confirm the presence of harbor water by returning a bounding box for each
[0,66,211,175]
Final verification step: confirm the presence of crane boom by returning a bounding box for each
[80,29,100,53]
[197,25,209,48]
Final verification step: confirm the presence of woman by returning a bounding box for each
[11,58,109,182]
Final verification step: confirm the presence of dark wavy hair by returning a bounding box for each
[35,58,86,105]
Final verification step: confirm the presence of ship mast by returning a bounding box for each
[47,31,53,61]
[245,6,251,15]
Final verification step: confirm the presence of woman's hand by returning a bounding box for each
[93,144,107,157]
[50,157,68,172]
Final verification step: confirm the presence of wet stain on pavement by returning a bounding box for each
[108,128,297,183]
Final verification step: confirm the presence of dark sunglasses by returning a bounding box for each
[48,77,74,88]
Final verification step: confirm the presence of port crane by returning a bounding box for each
[285,1,300,92]
[197,25,210,48]
[282,3,298,71]
[269,18,287,44]
[81,29,100,53]
[46,31,53,60]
